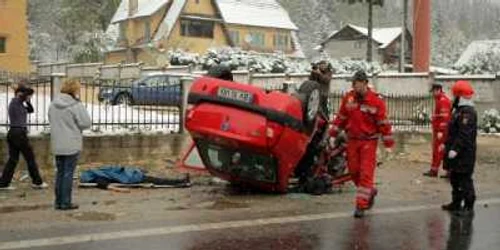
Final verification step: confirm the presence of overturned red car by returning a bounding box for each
[185,77,348,193]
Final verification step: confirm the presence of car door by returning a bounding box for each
[163,76,182,106]
[137,76,160,105]
[131,77,149,105]
[154,76,170,105]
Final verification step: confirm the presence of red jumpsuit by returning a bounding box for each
[331,89,394,209]
[431,92,452,173]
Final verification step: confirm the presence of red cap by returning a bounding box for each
[451,80,474,98]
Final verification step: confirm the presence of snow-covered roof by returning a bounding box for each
[322,24,403,49]
[215,0,298,30]
[106,0,302,56]
[455,40,500,67]
[111,0,170,23]
[153,0,186,42]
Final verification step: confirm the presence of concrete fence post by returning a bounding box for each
[117,63,122,84]
[179,76,194,134]
[283,73,292,93]
[50,73,66,100]
[248,71,254,85]
[372,72,379,90]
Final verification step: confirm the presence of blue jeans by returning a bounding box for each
[54,153,79,209]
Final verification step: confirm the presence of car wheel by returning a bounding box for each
[297,80,321,127]
[114,93,132,105]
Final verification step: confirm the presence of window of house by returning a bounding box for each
[119,22,127,42]
[180,19,214,38]
[249,32,265,48]
[354,40,364,49]
[144,19,151,42]
[229,30,240,45]
[273,33,289,50]
[0,37,6,53]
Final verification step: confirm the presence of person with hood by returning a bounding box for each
[442,80,477,217]
[49,79,91,210]
[423,83,452,178]
[330,71,394,218]
[0,81,48,190]
[309,60,333,114]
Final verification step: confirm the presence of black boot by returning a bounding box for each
[457,198,476,217]
[442,202,461,212]
[454,207,475,217]
[440,172,450,179]
[58,204,79,211]
[423,170,438,177]
[354,208,366,218]
[368,189,378,210]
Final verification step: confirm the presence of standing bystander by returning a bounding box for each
[442,80,478,217]
[423,83,452,178]
[0,82,47,190]
[49,79,91,210]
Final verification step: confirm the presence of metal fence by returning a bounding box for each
[0,71,181,135]
[328,93,433,132]
[1,69,433,135]
[259,82,433,131]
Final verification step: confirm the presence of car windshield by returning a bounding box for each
[196,140,278,183]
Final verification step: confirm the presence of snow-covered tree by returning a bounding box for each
[481,109,500,134]
[455,48,500,74]
[164,47,310,73]
[28,0,119,62]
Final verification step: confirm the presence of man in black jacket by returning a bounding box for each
[309,60,333,114]
[0,83,47,190]
[442,80,477,216]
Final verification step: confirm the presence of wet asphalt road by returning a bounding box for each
[1,201,499,250]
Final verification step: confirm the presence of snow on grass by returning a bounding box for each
[0,93,180,136]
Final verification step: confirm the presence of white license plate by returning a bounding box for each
[217,88,253,103]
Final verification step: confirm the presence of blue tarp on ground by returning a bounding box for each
[80,166,145,184]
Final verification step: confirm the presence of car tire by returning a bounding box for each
[297,80,321,129]
[114,93,133,105]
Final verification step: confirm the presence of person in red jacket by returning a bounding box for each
[423,83,452,178]
[330,71,395,218]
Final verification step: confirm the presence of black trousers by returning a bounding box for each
[450,171,476,209]
[320,94,329,116]
[0,128,43,186]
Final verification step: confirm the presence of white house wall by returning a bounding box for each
[323,39,382,63]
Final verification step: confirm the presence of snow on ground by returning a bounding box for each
[0,93,180,136]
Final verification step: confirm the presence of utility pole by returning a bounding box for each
[344,0,383,62]
[399,0,408,72]
[367,0,374,62]
[413,0,431,72]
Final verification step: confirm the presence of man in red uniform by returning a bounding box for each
[423,83,452,178]
[330,71,394,218]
